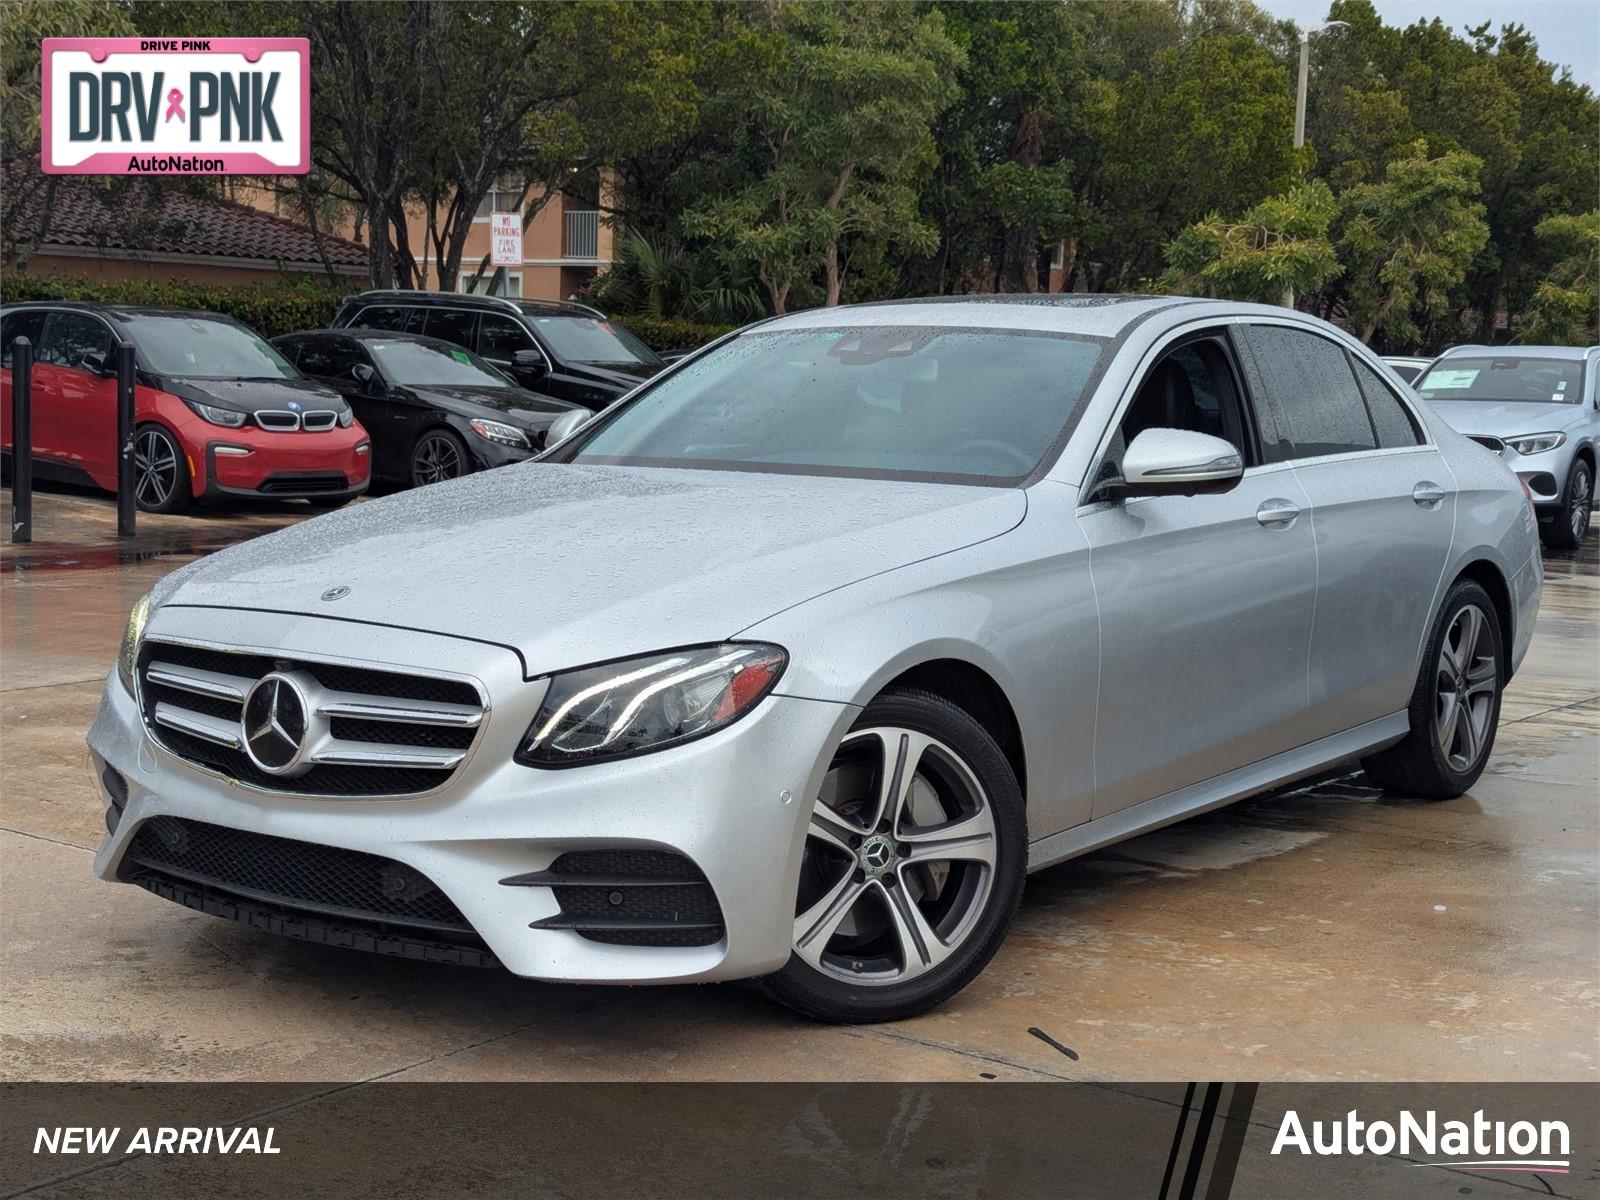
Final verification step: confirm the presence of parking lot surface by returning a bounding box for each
[2,489,1596,1084]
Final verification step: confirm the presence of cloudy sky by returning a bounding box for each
[1256,0,1599,85]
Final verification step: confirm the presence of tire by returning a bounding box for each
[132,423,190,513]
[1360,580,1504,799]
[410,429,470,488]
[1540,458,1592,550]
[763,688,1027,1023]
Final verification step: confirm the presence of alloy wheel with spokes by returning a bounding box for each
[412,431,467,487]
[133,425,186,513]
[1361,580,1504,799]
[1434,603,1497,772]
[795,726,998,986]
[768,691,1025,1022]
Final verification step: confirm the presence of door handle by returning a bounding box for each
[1412,481,1446,507]
[1256,498,1300,527]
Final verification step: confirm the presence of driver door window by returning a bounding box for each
[1097,334,1255,493]
[478,315,536,366]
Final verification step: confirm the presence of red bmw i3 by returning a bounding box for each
[1,303,371,512]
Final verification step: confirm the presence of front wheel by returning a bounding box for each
[410,429,470,489]
[1541,459,1592,550]
[764,689,1026,1023]
[132,424,190,513]
[1361,580,1503,799]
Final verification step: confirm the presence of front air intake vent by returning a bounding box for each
[503,849,725,947]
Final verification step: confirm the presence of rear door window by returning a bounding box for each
[1,309,48,366]
[1239,325,1377,461]
[423,308,478,350]
[350,305,425,335]
[1348,357,1423,448]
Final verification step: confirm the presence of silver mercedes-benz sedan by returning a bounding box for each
[89,296,1541,1022]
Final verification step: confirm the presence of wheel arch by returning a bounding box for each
[1451,559,1515,677]
[877,658,1027,802]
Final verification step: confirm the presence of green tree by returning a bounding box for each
[1338,142,1489,347]
[686,0,960,312]
[917,1,1088,294]
[1,0,135,266]
[1090,33,1303,287]
[1159,181,1339,302]
[1520,211,1599,345]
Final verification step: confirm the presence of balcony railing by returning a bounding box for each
[563,209,599,260]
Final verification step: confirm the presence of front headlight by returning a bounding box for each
[1504,432,1566,456]
[183,399,247,428]
[116,593,152,695]
[468,418,531,448]
[338,407,354,428]
[517,643,787,768]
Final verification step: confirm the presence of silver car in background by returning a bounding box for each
[1416,345,1597,549]
[89,297,1541,1022]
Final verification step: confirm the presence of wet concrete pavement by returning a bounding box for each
[2,488,1595,1084]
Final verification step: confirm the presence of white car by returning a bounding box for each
[1417,345,1597,548]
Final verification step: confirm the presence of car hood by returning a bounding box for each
[402,384,582,425]
[1424,398,1584,438]
[159,375,344,414]
[151,464,1026,676]
[568,361,660,390]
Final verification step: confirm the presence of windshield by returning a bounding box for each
[567,325,1106,483]
[531,314,661,367]
[368,339,512,387]
[1417,356,1584,404]
[126,314,296,380]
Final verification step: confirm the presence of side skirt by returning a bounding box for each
[1025,712,1409,872]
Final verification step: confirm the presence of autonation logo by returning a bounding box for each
[1273,1108,1571,1176]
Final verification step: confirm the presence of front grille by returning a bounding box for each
[256,473,348,495]
[507,849,725,947]
[254,410,301,431]
[121,816,472,930]
[300,410,339,432]
[1468,435,1505,455]
[139,640,483,797]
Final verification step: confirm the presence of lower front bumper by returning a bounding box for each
[86,611,855,984]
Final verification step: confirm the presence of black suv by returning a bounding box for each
[330,291,663,411]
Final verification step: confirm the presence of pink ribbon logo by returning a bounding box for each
[164,88,185,123]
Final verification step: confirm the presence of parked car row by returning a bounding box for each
[3,292,1593,548]
[0,291,666,512]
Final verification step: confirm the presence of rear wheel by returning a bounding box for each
[764,689,1026,1023]
[1541,459,1592,550]
[1361,580,1503,798]
[410,429,469,488]
[133,424,189,513]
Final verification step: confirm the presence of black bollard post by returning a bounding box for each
[115,340,136,537]
[9,336,33,543]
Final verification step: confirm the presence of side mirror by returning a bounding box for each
[352,363,384,392]
[80,350,110,375]
[512,349,546,375]
[1114,428,1243,498]
[546,408,589,446]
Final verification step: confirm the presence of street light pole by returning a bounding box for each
[1285,20,1347,310]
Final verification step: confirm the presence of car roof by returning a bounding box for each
[277,328,486,356]
[1,300,233,321]
[340,290,602,318]
[760,293,1212,338]
[1434,344,1597,361]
